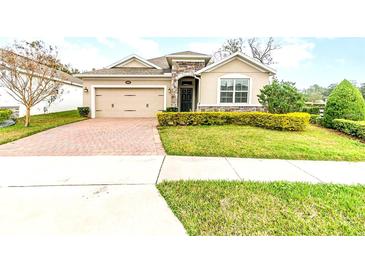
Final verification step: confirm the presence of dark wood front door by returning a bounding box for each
[180,88,193,112]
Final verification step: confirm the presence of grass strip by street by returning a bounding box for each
[158,180,365,236]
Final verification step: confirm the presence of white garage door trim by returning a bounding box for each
[90,85,167,118]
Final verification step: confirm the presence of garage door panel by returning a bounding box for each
[95,88,164,118]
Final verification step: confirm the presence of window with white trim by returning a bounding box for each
[220,78,249,103]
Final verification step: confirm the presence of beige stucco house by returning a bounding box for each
[76,51,276,118]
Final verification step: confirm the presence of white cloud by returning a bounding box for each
[335,58,345,64]
[57,42,113,71]
[188,42,222,55]
[47,38,113,71]
[0,37,113,72]
[273,38,315,68]
[96,37,116,48]
[117,37,161,58]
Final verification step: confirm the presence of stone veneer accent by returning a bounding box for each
[198,105,267,112]
[170,60,205,107]
[0,106,19,118]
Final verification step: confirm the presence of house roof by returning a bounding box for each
[106,54,162,69]
[76,67,170,76]
[166,51,211,57]
[196,52,277,75]
[76,51,276,78]
[165,51,211,66]
[57,70,83,85]
[147,56,170,70]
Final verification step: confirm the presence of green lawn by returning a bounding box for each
[158,125,365,161]
[158,180,365,236]
[0,110,87,145]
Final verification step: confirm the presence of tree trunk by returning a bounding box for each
[24,107,31,127]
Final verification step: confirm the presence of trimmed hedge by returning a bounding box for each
[303,106,320,114]
[164,107,178,112]
[0,109,12,123]
[77,107,90,117]
[310,114,320,124]
[157,112,310,131]
[333,119,365,140]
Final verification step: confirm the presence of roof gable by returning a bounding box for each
[167,51,211,57]
[107,54,162,69]
[195,52,276,75]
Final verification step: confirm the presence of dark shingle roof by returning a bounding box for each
[77,51,211,77]
[147,56,170,69]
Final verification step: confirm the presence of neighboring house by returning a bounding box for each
[0,49,83,117]
[76,51,276,118]
[0,75,83,117]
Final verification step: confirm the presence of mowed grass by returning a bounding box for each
[0,110,87,145]
[158,180,365,236]
[158,125,365,161]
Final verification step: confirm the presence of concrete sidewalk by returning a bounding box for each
[1,155,364,186]
[158,156,365,185]
[0,155,364,235]
[0,184,186,235]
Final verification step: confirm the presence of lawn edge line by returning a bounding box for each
[224,157,243,181]
[155,155,166,184]
[286,160,324,183]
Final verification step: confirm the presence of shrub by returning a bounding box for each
[323,80,365,127]
[258,79,305,114]
[164,107,178,112]
[77,107,90,117]
[0,109,12,123]
[302,106,320,114]
[157,112,310,131]
[310,114,320,124]
[333,119,365,140]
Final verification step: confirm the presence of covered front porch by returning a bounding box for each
[176,76,200,112]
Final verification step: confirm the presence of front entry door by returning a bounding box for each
[180,88,193,112]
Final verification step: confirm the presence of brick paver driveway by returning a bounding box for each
[0,118,165,156]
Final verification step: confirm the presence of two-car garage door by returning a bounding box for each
[95,88,164,118]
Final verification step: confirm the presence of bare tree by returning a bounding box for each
[247,37,280,65]
[214,37,280,65]
[0,41,65,126]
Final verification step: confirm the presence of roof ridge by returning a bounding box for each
[166,50,210,56]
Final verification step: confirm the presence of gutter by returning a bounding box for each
[74,74,172,78]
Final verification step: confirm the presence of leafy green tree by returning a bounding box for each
[302,84,327,102]
[325,83,337,98]
[359,83,365,99]
[323,79,365,127]
[258,79,305,114]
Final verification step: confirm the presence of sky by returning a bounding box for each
[0,37,364,89]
